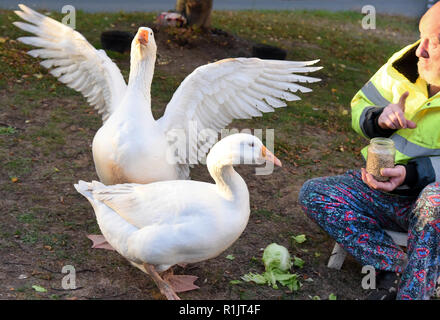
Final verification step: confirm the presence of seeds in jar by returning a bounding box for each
[366,147,395,182]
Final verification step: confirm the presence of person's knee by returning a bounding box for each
[298,179,315,207]
[416,182,440,219]
[298,179,319,222]
[420,182,440,197]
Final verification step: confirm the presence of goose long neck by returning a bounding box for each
[127,51,156,104]
[208,158,248,202]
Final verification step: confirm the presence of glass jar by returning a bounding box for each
[366,137,396,182]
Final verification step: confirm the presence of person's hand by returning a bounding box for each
[378,91,417,130]
[361,165,406,192]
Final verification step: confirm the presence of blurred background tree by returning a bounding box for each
[176,0,213,29]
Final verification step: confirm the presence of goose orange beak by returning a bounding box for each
[261,146,282,167]
[138,29,149,46]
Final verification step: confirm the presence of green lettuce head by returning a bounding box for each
[262,243,293,272]
[241,243,301,292]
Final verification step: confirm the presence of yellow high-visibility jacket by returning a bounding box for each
[351,40,440,192]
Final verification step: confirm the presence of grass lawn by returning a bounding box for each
[0,8,419,300]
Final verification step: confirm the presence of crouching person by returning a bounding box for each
[299,3,440,300]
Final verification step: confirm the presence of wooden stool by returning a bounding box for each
[327,230,408,269]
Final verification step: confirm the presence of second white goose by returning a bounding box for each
[75,133,282,300]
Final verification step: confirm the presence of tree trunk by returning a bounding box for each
[176,0,213,29]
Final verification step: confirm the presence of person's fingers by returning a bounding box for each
[363,168,396,192]
[361,168,367,182]
[361,168,373,187]
[367,173,395,191]
[380,167,401,177]
[375,180,394,192]
[365,171,379,189]
[393,110,407,128]
[397,91,409,111]
[382,97,416,130]
[385,121,396,130]
[385,113,399,129]
[406,120,417,129]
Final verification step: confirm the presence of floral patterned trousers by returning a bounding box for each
[299,170,440,300]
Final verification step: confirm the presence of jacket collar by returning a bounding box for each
[392,40,420,83]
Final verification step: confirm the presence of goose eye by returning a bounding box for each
[250,142,254,147]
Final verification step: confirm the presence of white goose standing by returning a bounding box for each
[14,4,321,185]
[75,133,282,300]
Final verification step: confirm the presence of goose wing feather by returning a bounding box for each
[157,58,321,176]
[13,4,127,121]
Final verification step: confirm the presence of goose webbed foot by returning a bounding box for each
[86,234,115,251]
[162,268,199,293]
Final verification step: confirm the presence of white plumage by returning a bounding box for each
[14,5,126,121]
[74,133,282,299]
[14,4,321,185]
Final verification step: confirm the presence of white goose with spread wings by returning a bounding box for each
[14,4,322,185]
